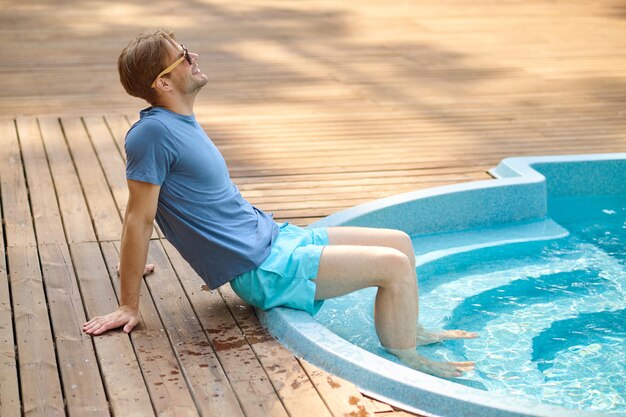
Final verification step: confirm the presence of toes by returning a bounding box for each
[442,330,479,340]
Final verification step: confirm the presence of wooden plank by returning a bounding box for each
[160,239,290,417]
[358,394,415,415]
[83,116,128,217]
[227,160,496,178]
[127,240,246,417]
[1,117,65,416]
[7,245,65,417]
[39,117,96,244]
[229,380,289,417]
[17,115,110,417]
[0,193,20,417]
[70,241,154,417]
[61,117,122,242]
[298,358,382,417]
[99,241,199,417]
[104,115,130,160]
[0,119,36,247]
[236,172,487,192]
[232,165,492,184]
[15,117,66,244]
[255,184,470,220]
[39,243,110,417]
[219,284,334,417]
[240,180,490,204]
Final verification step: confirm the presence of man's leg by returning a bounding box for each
[325,227,478,345]
[314,243,474,378]
[315,244,418,348]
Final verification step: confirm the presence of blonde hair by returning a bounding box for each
[118,29,177,104]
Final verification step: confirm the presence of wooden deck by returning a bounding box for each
[1,1,626,416]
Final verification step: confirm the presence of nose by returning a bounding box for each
[190,52,199,62]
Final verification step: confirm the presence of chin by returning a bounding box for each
[187,77,208,94]
[195,75,209,87]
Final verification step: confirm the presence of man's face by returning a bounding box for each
[165,42,208,95]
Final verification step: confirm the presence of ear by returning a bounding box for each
[154,77,173,92]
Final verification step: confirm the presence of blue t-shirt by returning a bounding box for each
[125,107,279,289]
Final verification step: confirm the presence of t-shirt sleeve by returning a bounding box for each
[125,119,178,186]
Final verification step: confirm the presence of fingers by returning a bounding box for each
[449,361,476,373]
[143,264,155,276]
[454,330,479,339]
[82,308,140,336]
[448,361,475,367]
[439,329,480,340]
[435,361,476,378]
[83,317,111,335]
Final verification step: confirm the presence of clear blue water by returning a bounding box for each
[315,195,626,415]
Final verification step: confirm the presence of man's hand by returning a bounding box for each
[83,306,140,335]
[82,262,155,335]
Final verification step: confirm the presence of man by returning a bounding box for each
[83,29,477,379]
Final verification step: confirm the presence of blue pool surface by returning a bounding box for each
[258,154,626,417]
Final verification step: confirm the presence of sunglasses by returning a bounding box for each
[151,44,192,88]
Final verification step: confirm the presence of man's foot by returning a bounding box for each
[415,324,479,346]
[386,347,475,379]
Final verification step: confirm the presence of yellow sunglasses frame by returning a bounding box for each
[151,45,189,88]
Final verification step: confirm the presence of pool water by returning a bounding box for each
[315,195,626,415]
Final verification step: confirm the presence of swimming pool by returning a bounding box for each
[258,154,626,417]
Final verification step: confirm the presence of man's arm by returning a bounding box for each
[83,179,160,335]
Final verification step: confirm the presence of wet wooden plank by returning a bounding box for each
[100,241,199,417]
[7,245,65,417]
[229,380,289,417]
[70,241,154,417]
[219,285,333,417]
[39,117,96,244]
[160,239,290,417]
[61,117,122,242]
[298,359,382,417]
[136,240,245,417]
[360,394,397,414]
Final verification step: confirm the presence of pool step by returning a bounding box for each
[446,268,608,332]
[532,308,626,372]
[412,218,568,267]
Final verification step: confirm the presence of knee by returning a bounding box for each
[397,230,412,244]
[388,229,416,268]
[377,248,415,290]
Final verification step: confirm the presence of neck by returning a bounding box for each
[154,91,197,116]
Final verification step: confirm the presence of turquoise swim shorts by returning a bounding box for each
[230,222,329,315]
